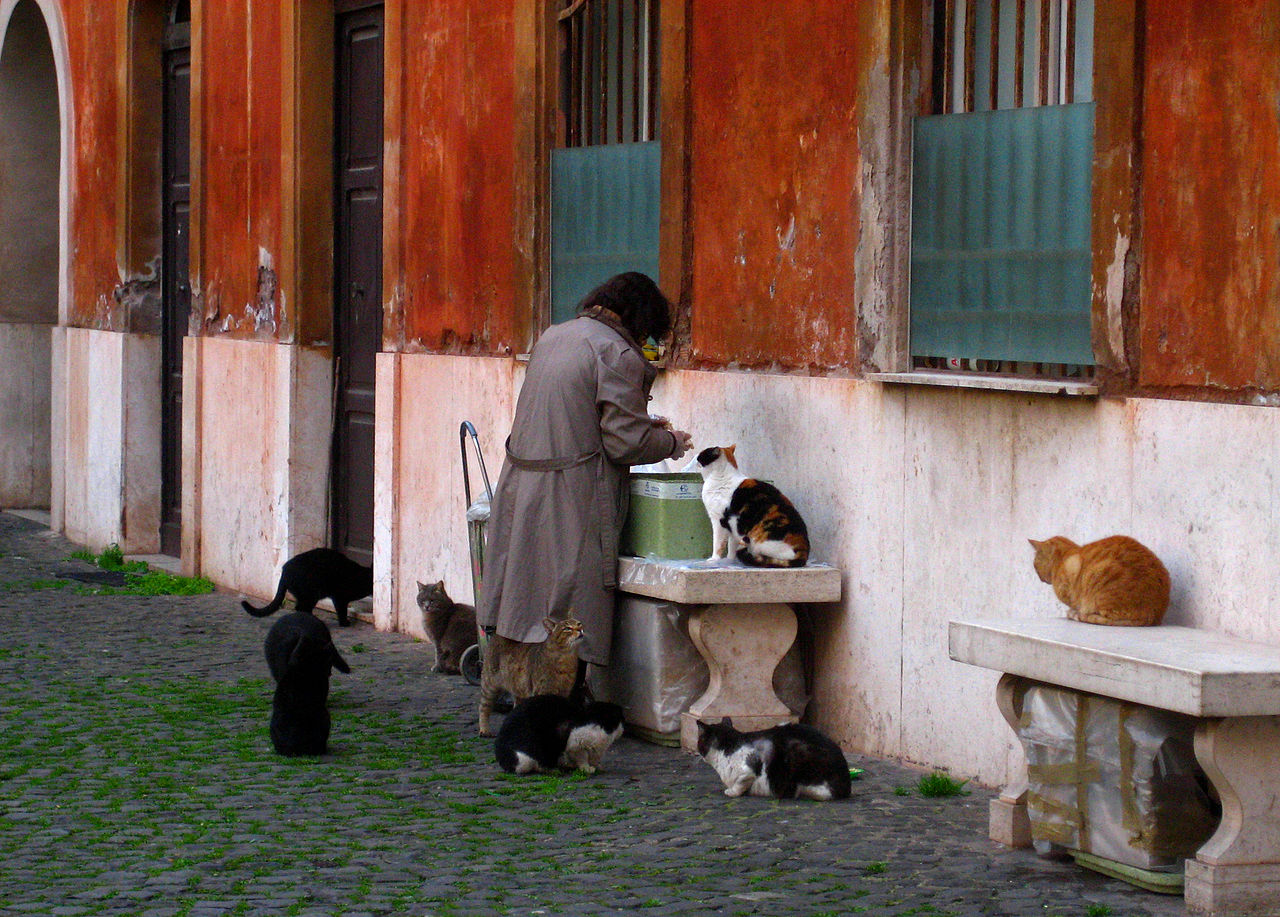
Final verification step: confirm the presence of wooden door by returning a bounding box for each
[160,26,191,558]
[331,3,384,567]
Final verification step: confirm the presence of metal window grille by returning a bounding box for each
[911,0,1096,379]
[558,0,659,148]
[550,0,662,325]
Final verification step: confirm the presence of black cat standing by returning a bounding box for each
[242,547,373,627]
[264,612,351,756]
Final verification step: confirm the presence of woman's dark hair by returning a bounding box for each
[577,272,672,342]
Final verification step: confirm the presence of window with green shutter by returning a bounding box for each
[551,0,661,325]
[910,0,1095,378]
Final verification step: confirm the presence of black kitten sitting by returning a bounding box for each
[495,694,625,775]
[264,611,351,756]
[695,718,851,800]
[242,547,373,627]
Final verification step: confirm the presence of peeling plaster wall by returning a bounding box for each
[198,2,285,340]
[192,337,330,600]
[61,0,120,331]
[686,2,863,369]
[389,3,519,354]
[1139,2,1280,390]
[372,353,519,637]
[56,327,159,553]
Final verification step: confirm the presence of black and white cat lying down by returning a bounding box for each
[495,694,625,775]
[695,718,852,800]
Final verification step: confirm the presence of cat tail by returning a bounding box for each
[241,579,288,617]
[330,646,351,674]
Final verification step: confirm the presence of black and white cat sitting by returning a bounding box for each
[495,694,625,775]
[695,718,851,800]
[264,611,351,756]
[242,547,373,627]
[694,445,810,568]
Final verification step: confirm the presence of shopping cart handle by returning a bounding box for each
[460,421,494,507]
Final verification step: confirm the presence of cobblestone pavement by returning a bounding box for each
[0,512,1189,917]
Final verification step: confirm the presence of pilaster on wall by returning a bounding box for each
[189,337,330,599]
[55,327,161,554]
[373,353,519,639]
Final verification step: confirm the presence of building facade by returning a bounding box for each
[3,0,1279,787]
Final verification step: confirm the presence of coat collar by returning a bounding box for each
[580,305,658,392]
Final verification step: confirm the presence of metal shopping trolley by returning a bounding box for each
[458,421,492,686]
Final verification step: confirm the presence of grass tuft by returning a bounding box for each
[66,545,214,595]
[917,771,969,798]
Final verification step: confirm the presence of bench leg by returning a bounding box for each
[679,602,798,752]
[1186,716,1280,916]
[989,673,1032,849]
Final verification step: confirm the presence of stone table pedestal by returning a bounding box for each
[616,556,841,753]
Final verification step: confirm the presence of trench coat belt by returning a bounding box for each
[504,437,619,589]
[504,438,601,472]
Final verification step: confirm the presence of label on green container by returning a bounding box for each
[631,478,702,500]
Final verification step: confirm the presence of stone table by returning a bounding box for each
[617,556,841,752]
[950,617,1280,917]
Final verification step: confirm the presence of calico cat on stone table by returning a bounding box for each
[242,547,373,627]
[695,445,810,568]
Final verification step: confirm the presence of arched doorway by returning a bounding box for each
[0,0,60,509]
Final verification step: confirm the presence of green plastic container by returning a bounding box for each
[620,473,712,560]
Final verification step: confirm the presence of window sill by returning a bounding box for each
[866,370,1098,397]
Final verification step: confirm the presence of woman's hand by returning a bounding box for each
[669,429,693,461]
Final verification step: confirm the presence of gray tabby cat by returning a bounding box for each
[415,580,477,675]
[477,616,584,736]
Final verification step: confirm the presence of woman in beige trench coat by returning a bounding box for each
[478,273,693,670]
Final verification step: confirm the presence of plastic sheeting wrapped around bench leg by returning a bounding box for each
[1016,684,1219,889]
[588,595,809,745]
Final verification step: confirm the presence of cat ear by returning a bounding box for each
[721,716,734,728]
[1027,539,1042,550]
[543,616,556,631]
[416,580,425,589]
[435,580,445,589]
[724,445,737,466]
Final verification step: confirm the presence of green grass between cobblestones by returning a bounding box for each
[62,544,216,596]
[4,659,922,916]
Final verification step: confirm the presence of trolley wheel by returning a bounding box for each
[460,643,482,686]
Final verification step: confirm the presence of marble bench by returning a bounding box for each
[950,617,1280,917]
[617,556,842,752]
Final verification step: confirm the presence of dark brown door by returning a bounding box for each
[331,3,384,567]
[160,25,191,558]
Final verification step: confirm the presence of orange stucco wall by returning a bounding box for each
[686,2,864,371]
[390,3,519,354]
[49,1,1280,396]
[1139,2,1280,391]
[197,1,284,339]
[63,0,118,330]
